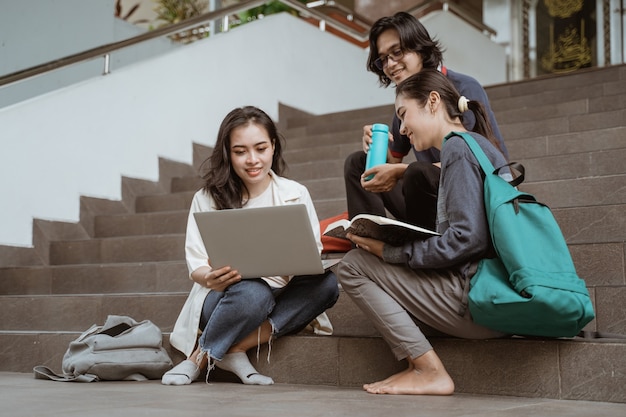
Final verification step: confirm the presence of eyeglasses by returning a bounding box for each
[374,48,404,70]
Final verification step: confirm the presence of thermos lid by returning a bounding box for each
[372,123,389,133]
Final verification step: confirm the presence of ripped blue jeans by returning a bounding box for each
[198,271,339,361]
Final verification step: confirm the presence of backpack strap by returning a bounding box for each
[33,365,99,382]
[445,131,494,174]
[497,162,525,187]
[445,131,525,186]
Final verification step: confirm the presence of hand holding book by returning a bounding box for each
[323,214,439,246]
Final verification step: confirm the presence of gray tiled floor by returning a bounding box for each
[1,372,625,417]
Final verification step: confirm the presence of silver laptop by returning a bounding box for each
[193,204,339,278]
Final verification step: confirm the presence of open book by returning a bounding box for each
[323,214,439,246]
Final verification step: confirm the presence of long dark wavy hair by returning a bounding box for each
[395,70,503,155]
[367,12,444,87]
[201,106,287,209]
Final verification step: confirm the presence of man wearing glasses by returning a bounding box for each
[343,12,507,231]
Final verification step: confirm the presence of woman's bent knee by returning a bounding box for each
[226,280,274,315]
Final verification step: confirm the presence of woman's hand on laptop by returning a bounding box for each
[192,265,241,292]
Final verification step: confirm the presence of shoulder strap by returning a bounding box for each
[33,365,99,382]
[445,131,525,187]
[445,131,495,175]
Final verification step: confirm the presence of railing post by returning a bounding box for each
[103,54,110,75]
[209,0,222,36]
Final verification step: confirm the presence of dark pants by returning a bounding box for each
[343,151,440,231]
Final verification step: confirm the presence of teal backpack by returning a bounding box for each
[447,132,595,338]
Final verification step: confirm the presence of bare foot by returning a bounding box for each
[363,363,414,391]
[363,350,454,395]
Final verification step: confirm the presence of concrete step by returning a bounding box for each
[295,170,624,212]
[283,104,393,130]
[570,242,625,287]
[499,108,626,141]
[555,204,626,244]
[284,129,364,149]
[170,176,203,193]
[283,124,626,164]
[3,238,622,299]
[0,261,190,295]
[516,148,626,182]
[506,126,626,160]
[284,142,361,165]
[288,159,347,182]
[48,234,185,265]
[2,264,621,402]
[284,118,391,139]
[135,191,195,213]
[314,198,347,220]
[0,289,371,334]
[0,289,370,334]
[157,158,197,191]
[519,175,626,209]
[494,94,626,125]
[94,210,188,238]
[310,195,625,244]
[0,293,187,333]
[3,276,624,337]
[1,329,624,403]
[486,65,626,108]
[251,334,626,403]
[301,177,346,201]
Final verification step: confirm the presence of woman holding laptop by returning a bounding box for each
[162,106,339,386]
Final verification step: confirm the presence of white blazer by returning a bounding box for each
[170,171,332,357]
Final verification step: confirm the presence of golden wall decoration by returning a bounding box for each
[537,0,595,75]
[544,0,584,18]
[541,20,592,73]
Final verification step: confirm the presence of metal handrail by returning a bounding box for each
[0,0,495,88]
[406,0,496,37]
[305,0,373,28]
[0,0,368,88]
[277,0,368,40]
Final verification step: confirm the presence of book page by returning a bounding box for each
[323,216,438,246]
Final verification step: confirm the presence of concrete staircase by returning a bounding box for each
[1,64,624,403]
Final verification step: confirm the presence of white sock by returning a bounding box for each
[161,360,201,386]
[216,352,274,385]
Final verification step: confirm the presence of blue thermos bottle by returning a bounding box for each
[365,123,389,180]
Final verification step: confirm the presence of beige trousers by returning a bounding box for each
[336,249,504,360]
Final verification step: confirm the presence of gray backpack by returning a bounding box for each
[34,315,173,382]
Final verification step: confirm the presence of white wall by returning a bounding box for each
[0,0,177,107]
[0,0,115,75]
[0,13,392,247]
[421,10,507,85]
[0,10,506,247]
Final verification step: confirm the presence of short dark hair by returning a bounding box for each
[367,12,444,87]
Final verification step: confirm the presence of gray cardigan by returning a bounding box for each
[383,131,508,276]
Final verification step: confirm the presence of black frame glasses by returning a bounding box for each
[374,48,405,70]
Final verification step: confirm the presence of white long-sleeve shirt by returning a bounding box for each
[170,171,327,357]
